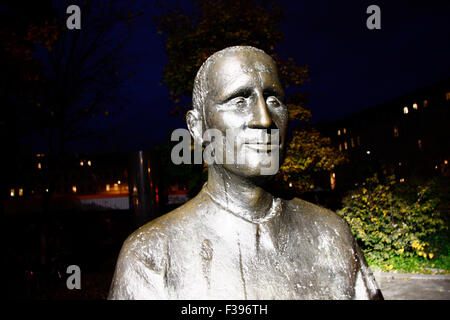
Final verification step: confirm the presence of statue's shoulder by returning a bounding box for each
[120,190,210,260]
[284,197,353,239]
[285,196,338,218]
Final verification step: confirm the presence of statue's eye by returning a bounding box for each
[232,97,246,106]
[267,96,280,107]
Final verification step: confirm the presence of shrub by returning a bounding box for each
[338,174,448,266]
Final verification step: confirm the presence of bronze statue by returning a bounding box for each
[108,46,383,300]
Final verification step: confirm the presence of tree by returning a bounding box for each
[0,0,142,267]
[154,0,309,118]
[0,2,54,169]
[278,126,347,191]
[154,0,344,191]
[29,1,141,155]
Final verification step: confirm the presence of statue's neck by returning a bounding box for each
[204,165,274,222]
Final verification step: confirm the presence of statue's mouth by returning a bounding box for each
[244,143,280,152]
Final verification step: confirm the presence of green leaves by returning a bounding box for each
[338,175,448,266]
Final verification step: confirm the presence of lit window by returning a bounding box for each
[87,160,92,166]
[445,160,448,165]
[72,186,77,193]
[330,172,336,190]
[400,178,405,183]
[446,92,450,100]
[403,106,409,114]
[337,130,341,136]
[357,136,361,146]
[106,184,110,192]
[19,188,23,196]
[339,144,342,151]
[435,165,438,170]
[10,189,15,197]
[412,103,418,110]
[114,183,119,191]
[399,162,402,166]
[37,162,42,170]
[80,161,84,167]
[393,126,399,137]
[344,141,348,150]
[418,139,423,150]
[351,138,355,148]
[423,100,428,107]
[343,128,347,134]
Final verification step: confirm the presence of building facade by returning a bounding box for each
[319,78,450,189]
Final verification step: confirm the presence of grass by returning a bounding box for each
[367,255,450,274]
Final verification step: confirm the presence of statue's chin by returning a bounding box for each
[212,147,283,182]
[220,162,278,180]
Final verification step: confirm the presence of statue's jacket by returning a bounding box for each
[109,187,383,300]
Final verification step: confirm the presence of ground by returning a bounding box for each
[374,272,450,300]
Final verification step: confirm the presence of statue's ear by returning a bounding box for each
[186,109,203,145]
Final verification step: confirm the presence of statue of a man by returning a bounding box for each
[108,46,383,300]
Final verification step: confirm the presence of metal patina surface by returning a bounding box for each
[108,46,383,300]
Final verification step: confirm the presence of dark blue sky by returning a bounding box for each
[79,0,450,152]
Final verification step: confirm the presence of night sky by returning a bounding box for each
[63,1,450,153]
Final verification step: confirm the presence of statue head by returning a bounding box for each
[187,46,288,178]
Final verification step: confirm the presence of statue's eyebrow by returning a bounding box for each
[263,87,283,99]
[221,86,254,103]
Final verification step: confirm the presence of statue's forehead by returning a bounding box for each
[240,60,273,73]
[209,53,277,85]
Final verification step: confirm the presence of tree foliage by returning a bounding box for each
[278,127,347,191]
[154,0,309,119]
[1,1,142,156]
[338,174,448,268]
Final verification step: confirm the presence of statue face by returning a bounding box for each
[203,50,288,178]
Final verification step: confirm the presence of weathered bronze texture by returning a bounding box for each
[108,46,383,300]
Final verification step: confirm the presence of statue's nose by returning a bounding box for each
[248,94,272,129]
